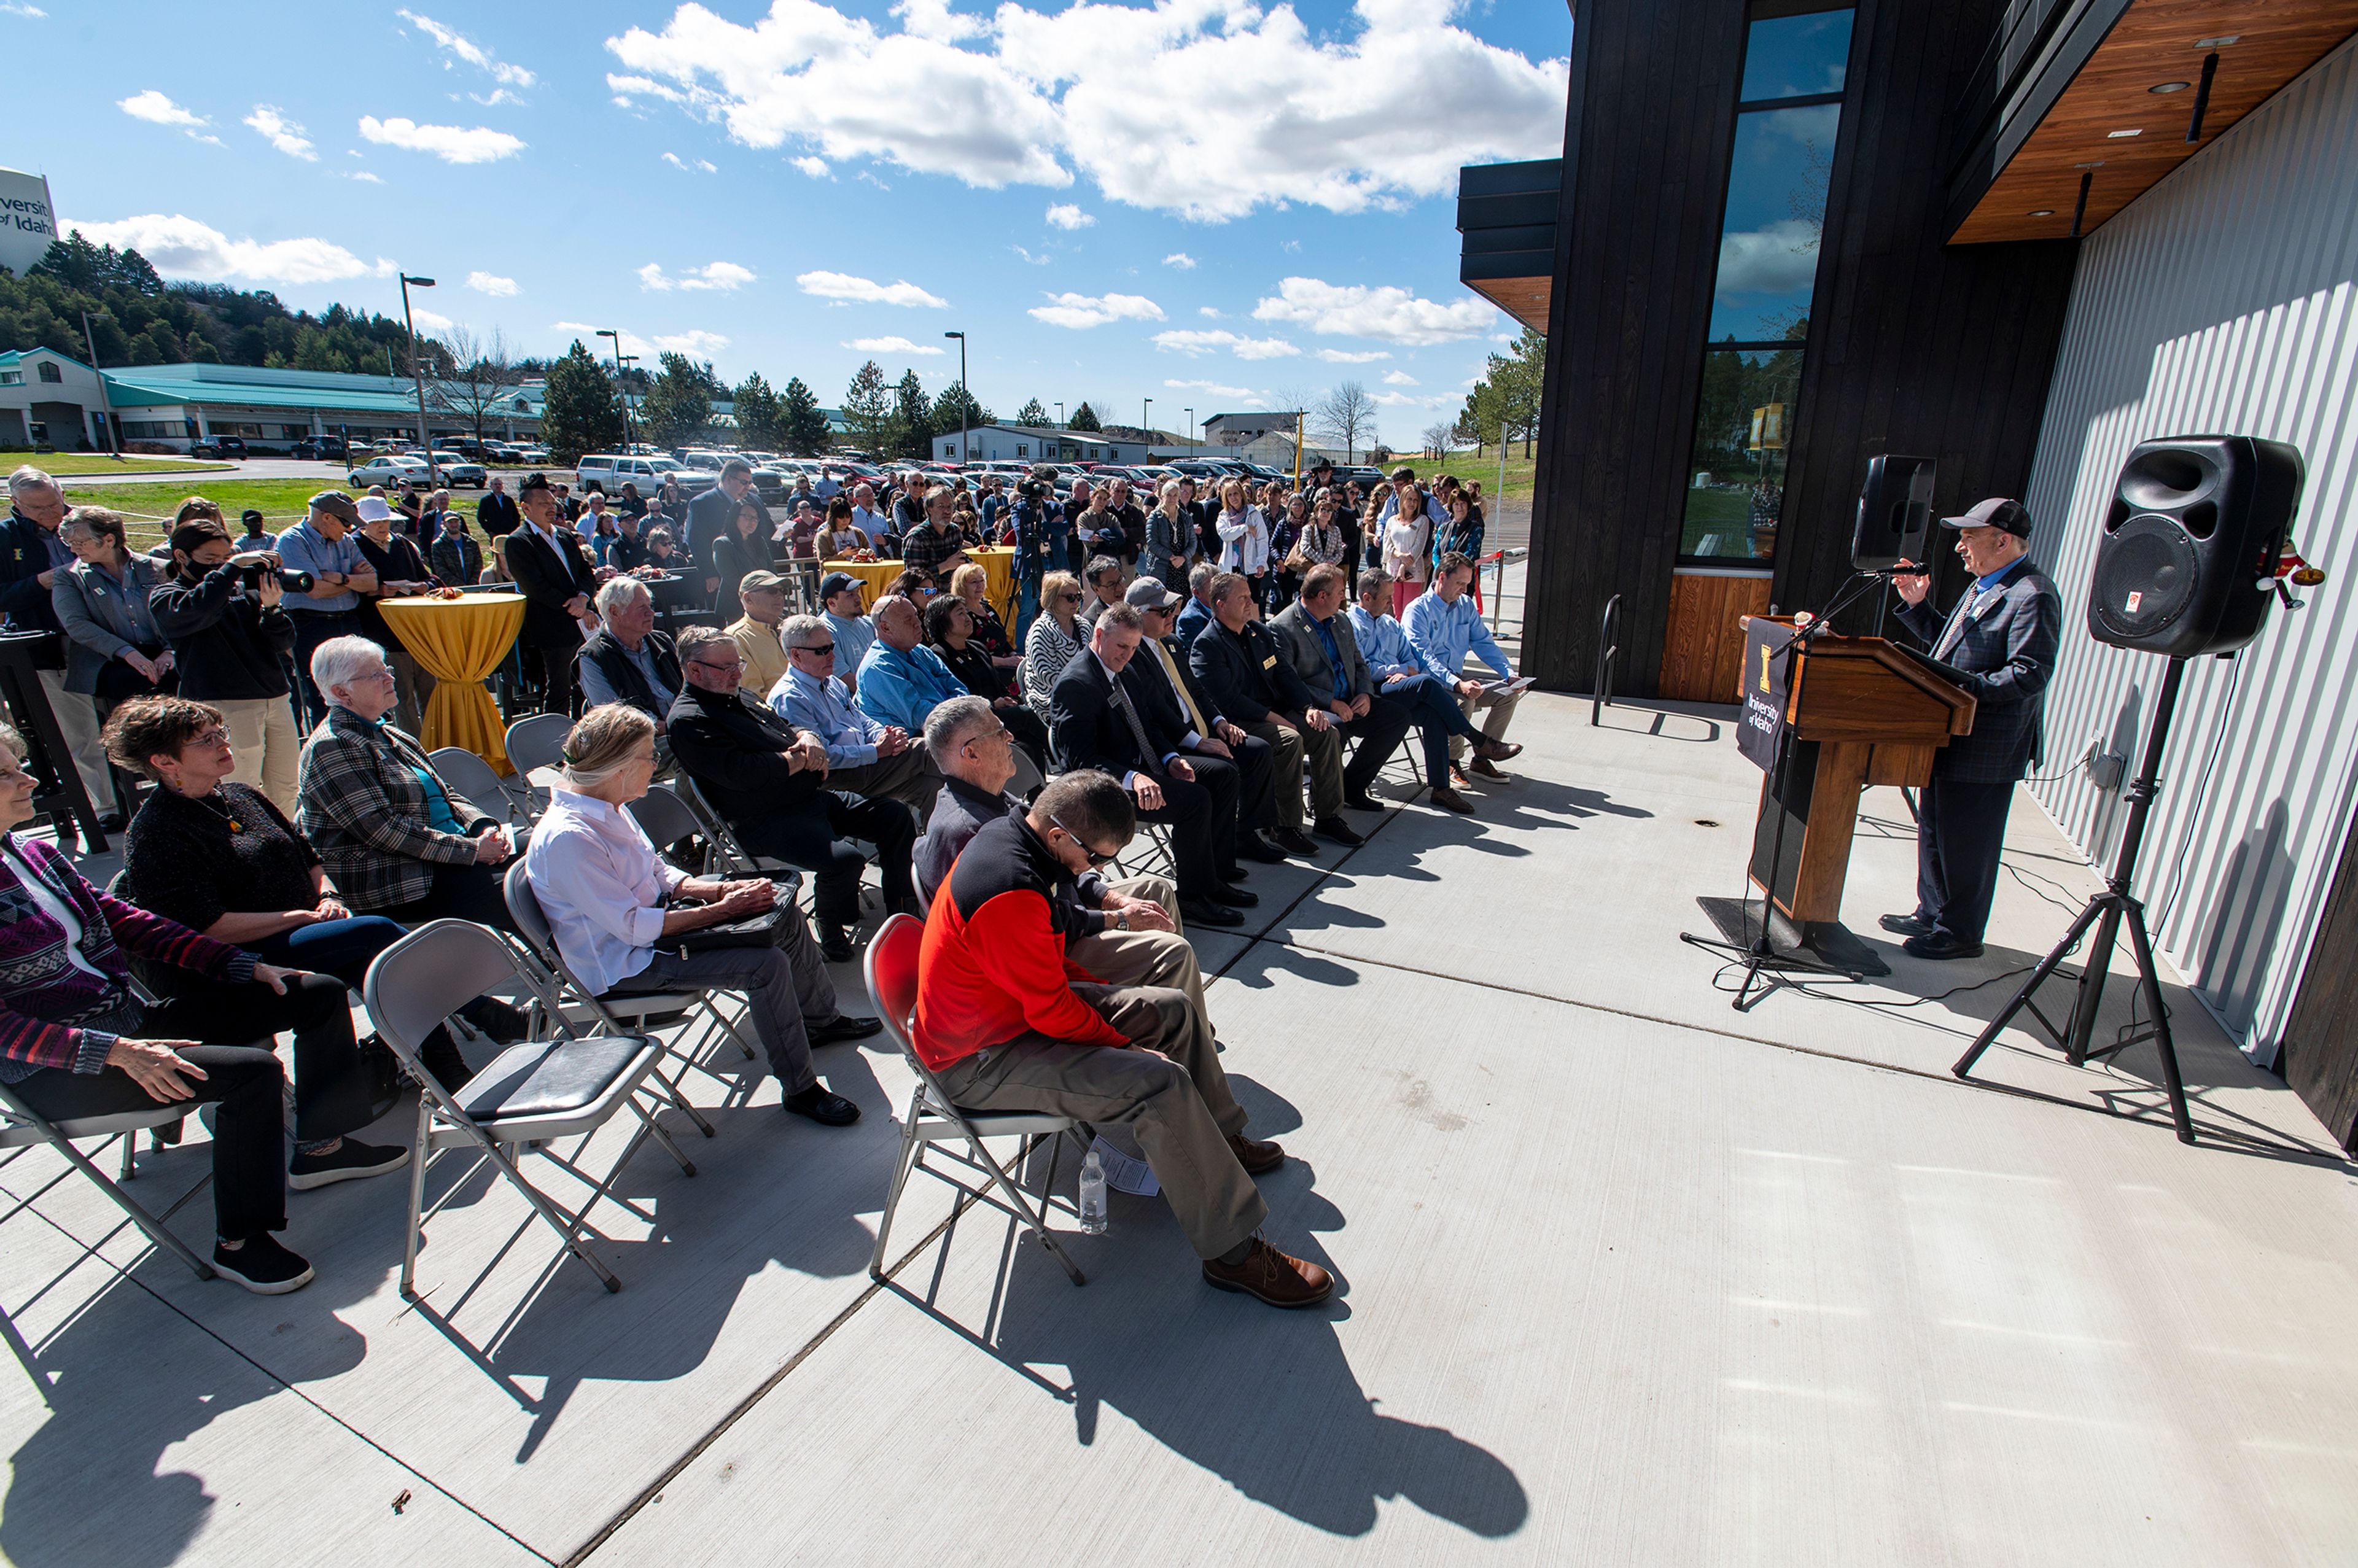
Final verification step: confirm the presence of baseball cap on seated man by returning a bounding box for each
[1940,497,2031,537]
[1124,577,1183,611]
[819,570,860,600]
[308,491,361,525]
[738,569,787,595]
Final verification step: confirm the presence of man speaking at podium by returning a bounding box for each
[1884,497,2061,961]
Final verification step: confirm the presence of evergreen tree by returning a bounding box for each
[842,360,893,456]
[931,382,990,454]
[1068,401,1102,432]
[540,341,625,464]
[892,369,934,460]
[641,352,715,445]
[1014,397,1049,428]
[780,376,832,456]
[733,372,783,450]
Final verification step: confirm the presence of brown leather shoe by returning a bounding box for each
[1430,785,1474,814]
[1449,764,1473,788]
[1473,737,1523,764]
[1227,1131,1286,1174]
[1469,756,1509,781]
[1202,1238,1334,1307]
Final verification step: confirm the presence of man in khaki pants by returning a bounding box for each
[914,770,1331,1308]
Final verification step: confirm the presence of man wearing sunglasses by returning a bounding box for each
[915,769,1331,1308]
[771,611,937,814]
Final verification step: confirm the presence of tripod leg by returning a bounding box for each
[2064,902,2125,1066]
[2122,903,2196,1145]
[1954,895,2109,1079]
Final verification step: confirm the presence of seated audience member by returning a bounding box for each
[0,722,399,1295]
[1402,551,1525,783]
[818,572,876,697]
[946,562,1018,671]
[1348,569,1521,812]
[351,497,441,735]
[1120,578,1290,861]
[149,516,302,815]
[431,507,483,586]
[524,704,871,1127]
[666,624,918,961]
[772,611,938,813]
[1021,569,1086,720]
[914,770,1328,1307]
[917,696,1210,1023]
[604,506,650,573]
[1048,605,1250,928]
[107,696,524,1090]
[1173,562,1218,653]
[1266,562,1418,818]
[295,636,518,929]
[1076,554,1127,634]
[854,594,968,739]
[921,594,1050,764]
[578,577,680,764]
[1193,571,1395,848]
[726,569,793,697]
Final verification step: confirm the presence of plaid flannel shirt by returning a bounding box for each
[295,705,489,911]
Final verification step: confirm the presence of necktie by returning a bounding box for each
[1107,668,1161,777]
[1153,641,1210,736]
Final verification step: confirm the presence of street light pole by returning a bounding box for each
[618,354,639,452]
[1142,397,1151,464]
[399,273,437,483]
[1185,407,1194,455]
[944,330,967,467]
[594,330,633,453]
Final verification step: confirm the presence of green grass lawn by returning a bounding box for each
[28,453,233,477]
[1427,445,1538,503]
[67,477,496,549]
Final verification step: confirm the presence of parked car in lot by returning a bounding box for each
[428,452,488,487]
[575,452,717,497]
[349,454,433,487]
[191,436,249,459]
[292,435,348,461]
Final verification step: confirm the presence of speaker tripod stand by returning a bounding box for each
[1952,656,2195,1143]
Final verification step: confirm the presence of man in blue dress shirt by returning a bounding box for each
[854,595,968,736]
[772,610,936,813]
[1402,550,1523,785]
[1349,567,1519,812]
[274,491,379,730]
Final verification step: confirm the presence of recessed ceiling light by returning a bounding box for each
[2107,128,2144,138]
[2197,34,2239,48]
[2029,209,2055,217]
[2150,81,2190,94]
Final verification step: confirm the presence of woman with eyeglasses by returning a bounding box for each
[946,561,1018,672]
[924,594,1049,765]
[1021,569,1086,723]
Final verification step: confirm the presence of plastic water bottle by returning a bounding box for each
[1078,1147,1108,1235]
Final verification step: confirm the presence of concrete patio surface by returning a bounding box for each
[2,687,2354,1566]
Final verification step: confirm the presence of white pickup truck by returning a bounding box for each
[574,453,717,497]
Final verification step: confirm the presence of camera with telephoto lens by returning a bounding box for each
[239,562,315,594]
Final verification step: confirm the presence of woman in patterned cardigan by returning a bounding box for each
[0,724,400,1295]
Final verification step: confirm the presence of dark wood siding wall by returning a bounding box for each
[1523,0,2085,691]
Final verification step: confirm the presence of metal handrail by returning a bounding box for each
[1592,594,1621,726]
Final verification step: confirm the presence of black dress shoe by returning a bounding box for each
[783,1085,861,1125]
[817,923,856,963]
[1239,832,1290,864]
[96,812,127,834]
[462,996,532,1044]
[1313,816,1365,848]
[807,1014,883,1046]
[1342,791,1384,813]
[1878,912,1933,938]
[1213,883,1259,907]
[1902,931,1984,961]
[1178,898,1246,927]
[1272,826,1320,857]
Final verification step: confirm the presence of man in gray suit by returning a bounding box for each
[1266,564,1414,828]
[1887,497,2063,960]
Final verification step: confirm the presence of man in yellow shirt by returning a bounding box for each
[727,570,793,701]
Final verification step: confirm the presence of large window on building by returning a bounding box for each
[1678,1,1851,562]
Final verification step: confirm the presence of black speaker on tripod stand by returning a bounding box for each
[1954,434,2308,1143]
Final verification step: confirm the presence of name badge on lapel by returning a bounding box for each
[1261,654,1278,670]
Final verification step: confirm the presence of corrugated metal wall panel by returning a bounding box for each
[2021,36,2358,1061]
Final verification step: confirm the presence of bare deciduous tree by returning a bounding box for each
[1421,420,1457,459]
[1312,381,1377,464]
[430,325,518,449]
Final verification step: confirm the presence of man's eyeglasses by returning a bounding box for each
[1048,813,1116,867]
[790,642,836,657]
[687,655,742,673]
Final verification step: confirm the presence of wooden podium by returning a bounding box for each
[1738,617,1975,961]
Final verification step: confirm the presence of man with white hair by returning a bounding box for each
[0,465,112,822]
[577,577,680,770]
[772,610,933,812]
[848,481,890,545]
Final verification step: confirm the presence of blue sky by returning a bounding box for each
[20,0,1571,443]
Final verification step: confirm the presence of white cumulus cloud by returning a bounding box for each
[467,271,518,295]
[1382,370,1418,385]
[792,155,830,177]
[1164,378,1263,401]
[1163,252,1196,270]
[1253,276,1496,346]
[244,106,315,160]
[639,260,757,292]
[1315,347,1391,362]
[399,10,535,87]
[411,307,456,333]
[655,329,731,355]
[1151,328,1299,360]
[1045,203,1093,229]
[358,116,526,164]
[1029,291,1163,329]
[844,336,945,355]
[602,0,1566,222]
[661,151,720,172]
[119,90,217,141]
[796,270,946,308]
[64,214,391,285]
[0,4,49,17]
[1713,219,1822,297]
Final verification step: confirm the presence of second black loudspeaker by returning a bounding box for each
[2087,434,2305,658]
[1851,454,1936,570]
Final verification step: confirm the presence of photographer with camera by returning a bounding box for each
[1011,466,1070,633]
[271,492,378,731]
[149,516,303,816]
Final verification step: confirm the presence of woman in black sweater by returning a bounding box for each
[106,696,524,1090]
[922,595,1048,766]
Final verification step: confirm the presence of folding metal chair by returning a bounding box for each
[362,920,699,1297]
[501,858,752,1108]
[0,1083,214,1282]
[430,745,540,829]
[671,772,796,878]
[502,713,573,780]
[863,914,1086,1287]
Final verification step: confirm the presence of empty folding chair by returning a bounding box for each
[502,712,574,780]
[363,919,699,1297]
[430,745,540,829]
[863,913,1086,1287]
[501,858,751,1104]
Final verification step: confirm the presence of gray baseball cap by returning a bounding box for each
[1124,577,1183,611]
[1940,497,2031,537]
